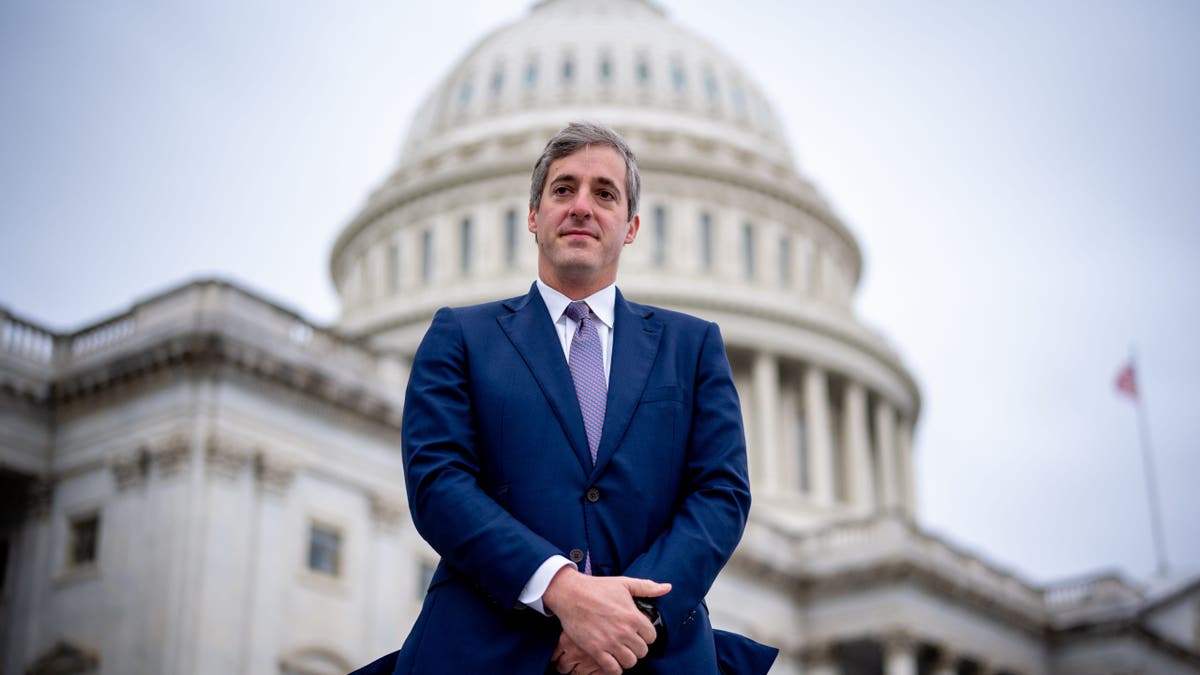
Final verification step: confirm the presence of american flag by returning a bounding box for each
[1115,361,1138,400]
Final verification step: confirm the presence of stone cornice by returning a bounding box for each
[47,330,399,430]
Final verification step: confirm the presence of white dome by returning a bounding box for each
[401,0,794,170]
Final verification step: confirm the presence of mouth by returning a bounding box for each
[560,228,597,239]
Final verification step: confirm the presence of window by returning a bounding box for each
[652,206,667,267]
[388,241,400,294]
[636,58,651,84]
[704,70,720,104]
[524,59,539,89]
[561,56,575,84]
[490,66,504,97]
[698,211,713,272]
[779,235,792,285]
[458,79,473,108]
[460,217,473,274]
[505,208,520,268]
[307,523,341,577]
[68,513,100,569]
[741,222,755,279]
[598,55,613,82]
[421,229,434,284]
[671,62,686,92]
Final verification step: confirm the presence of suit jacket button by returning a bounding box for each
[586,487,601,503]
[569,549,585,563]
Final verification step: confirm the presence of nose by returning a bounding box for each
[568,191,592,219]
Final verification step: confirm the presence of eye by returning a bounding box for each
[597,190,615,201]
[553,185,571,195]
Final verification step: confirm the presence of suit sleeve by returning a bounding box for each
[402,307,563,610]
[621,321,751,636]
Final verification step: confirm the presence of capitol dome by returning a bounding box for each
[330,0,920,526]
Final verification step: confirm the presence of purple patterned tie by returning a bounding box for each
[564,301,606,465]
[565,301,606,575]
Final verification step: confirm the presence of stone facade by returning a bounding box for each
[2,1,1198,674]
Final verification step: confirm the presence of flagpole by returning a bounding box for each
[1129,347,1170,578]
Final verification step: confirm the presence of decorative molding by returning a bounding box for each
[153,434,191,478]
[368,492,407,531]
[255,450,298,496]
[206,434,252,480]
[109,446,150,490]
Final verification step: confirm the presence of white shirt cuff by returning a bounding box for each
[519,555,575,616]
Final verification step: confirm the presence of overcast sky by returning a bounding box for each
[2,0,1197,588]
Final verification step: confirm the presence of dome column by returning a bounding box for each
[898,419,916,517]
[752,351,781,492]
[874,400,899,512]
[842,382,875,513]
[883,632,918,675]
[802,364,834,506]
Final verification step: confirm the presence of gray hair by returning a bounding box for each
[529,122,641,222]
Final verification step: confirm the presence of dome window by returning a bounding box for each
[388,241,400,294]
[779,235,792,286]
[490,67,505,98]
[741,222,756,280]
[421,229,434,284]
[460,217,474,274]
[598,55,613,83]
[670,61,687,93]
[458,79,473,108]
[652,206,668,267]
[524,59,539,89]
[636,57,651,85]
[698,211,713,272]
[505,208,521,268]
[704,70,720,104]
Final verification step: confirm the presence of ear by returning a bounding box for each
[623,214,640,245]
[527,204,538,236]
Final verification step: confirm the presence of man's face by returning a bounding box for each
[528,144,640,292]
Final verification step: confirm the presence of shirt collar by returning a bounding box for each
[536,279,616,329]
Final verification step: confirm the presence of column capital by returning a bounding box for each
[110,446,150,491]
[255,451,298,496]
[152,433,191,477]
[369,493,407,532]
[206,434,252,480]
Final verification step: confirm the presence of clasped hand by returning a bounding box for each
[543,567,670,675]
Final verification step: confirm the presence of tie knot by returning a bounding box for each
[564,301,592,323]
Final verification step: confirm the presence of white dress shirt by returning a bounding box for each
[517,279,616,614]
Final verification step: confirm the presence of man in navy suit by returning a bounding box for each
[355,122,776,674]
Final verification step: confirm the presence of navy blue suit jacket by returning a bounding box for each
[357,285,776,674]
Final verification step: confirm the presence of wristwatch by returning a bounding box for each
[634,597,666,654]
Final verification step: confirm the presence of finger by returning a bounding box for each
[631,636,649,658]
[595,651,621,675]
[636,618,657,645]
[614,646,638,670]
[624,577,672,597]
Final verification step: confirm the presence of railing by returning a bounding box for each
[1,281,389,388]
[0,310,56,364]
[1043,572,1140,611]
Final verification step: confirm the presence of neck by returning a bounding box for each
[538,267,615,301]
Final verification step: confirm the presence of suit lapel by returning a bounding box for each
[497,284,593,473]
[593,290,662,476]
